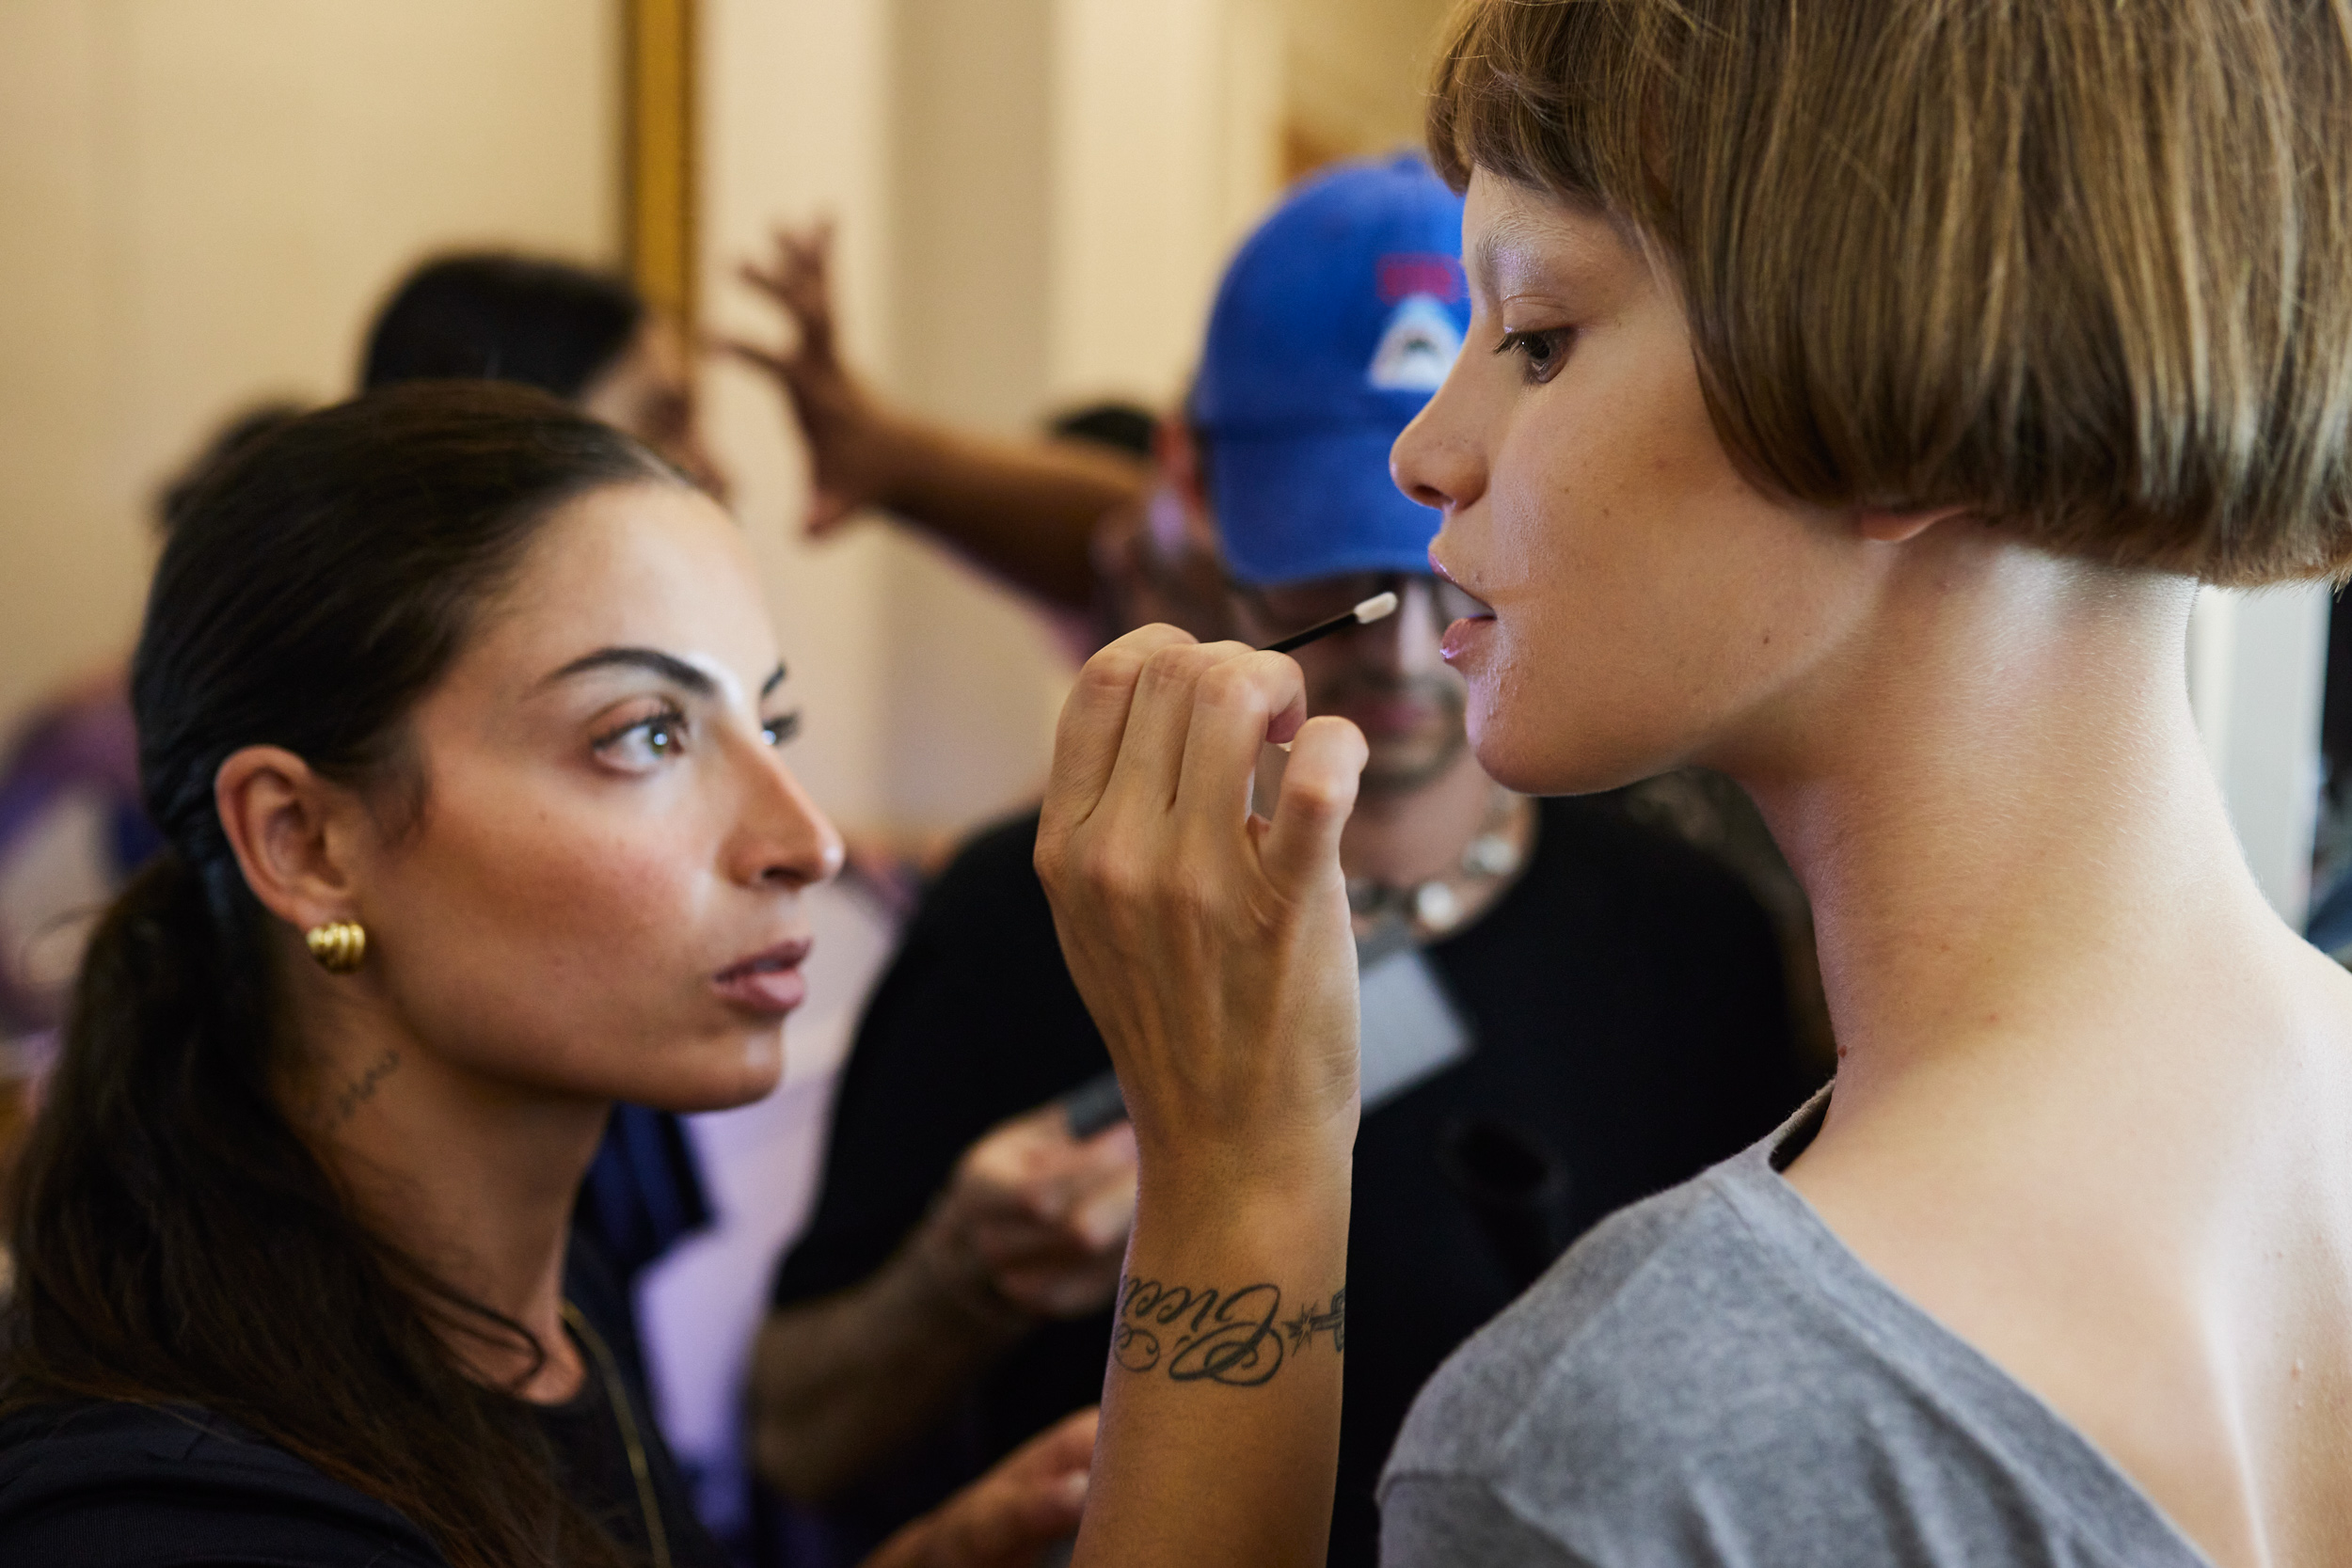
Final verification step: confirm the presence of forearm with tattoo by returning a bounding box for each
[1111,1275,1345,1386]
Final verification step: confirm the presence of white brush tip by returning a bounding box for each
[1353,591,1400,625]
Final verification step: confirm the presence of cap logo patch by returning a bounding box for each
[1376,253,1467,304]
[1367,295,1464,392]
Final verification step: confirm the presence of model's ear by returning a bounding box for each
[1854,503,1973,544]
[213,745,368,931]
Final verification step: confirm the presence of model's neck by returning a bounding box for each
[276,982,605,1401]
[1740,546,2272,1104]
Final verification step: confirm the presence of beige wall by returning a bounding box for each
[695,0,901,829]
[1279,0,1454,165]
[0,0,618,724]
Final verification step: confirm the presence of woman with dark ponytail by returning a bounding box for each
[0,382,1092,1567]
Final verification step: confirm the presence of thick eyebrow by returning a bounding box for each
[542,647,718,697]
[540,648,789,705]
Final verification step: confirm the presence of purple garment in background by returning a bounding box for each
[0,680,158,1033]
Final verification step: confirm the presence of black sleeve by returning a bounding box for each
[771,811,1114,1307]
[0,1403,447,1568]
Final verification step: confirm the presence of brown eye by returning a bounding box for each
[594,708,689,773]
[1497,328,1573,386]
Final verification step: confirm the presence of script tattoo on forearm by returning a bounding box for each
[1111,1277,1345,1386]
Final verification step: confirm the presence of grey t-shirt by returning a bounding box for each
[1378,1093,2212,1567]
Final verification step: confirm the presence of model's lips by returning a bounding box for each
[713,939,812,1015]
[1440,614,1495,666]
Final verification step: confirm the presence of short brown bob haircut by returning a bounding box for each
[1429,0,2352,586]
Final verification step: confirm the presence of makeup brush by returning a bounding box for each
[1261,590,1399,654]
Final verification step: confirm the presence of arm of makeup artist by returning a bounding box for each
[725,221,1145,611]
[753,1101,1137,1500]
[1039,626,1366,1568]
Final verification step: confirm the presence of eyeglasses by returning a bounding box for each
[1236,571,1485,637]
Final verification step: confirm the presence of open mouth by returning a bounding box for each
[1428,557,1497,667]
[1427,550,1494,618]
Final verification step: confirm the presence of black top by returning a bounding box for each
[0,1243,725,1568]
[772,795,1818,1567]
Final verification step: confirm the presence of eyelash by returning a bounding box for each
[1495,327,1573,385]
[592,705,803,771]
[594,705,690,768]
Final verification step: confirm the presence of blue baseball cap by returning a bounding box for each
[1190,154,1468,587]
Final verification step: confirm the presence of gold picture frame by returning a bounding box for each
[623,0,697,330]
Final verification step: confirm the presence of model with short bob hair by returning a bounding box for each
[1027,2,2352,1566]
[1426,0,2352,587]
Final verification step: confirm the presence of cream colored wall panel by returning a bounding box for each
[1048,0,1282,406]
[697,0,899,832]
[0,0,616,724]
[877,0,1072,833]
[1279,0,1451,158]
[0,3,122,724]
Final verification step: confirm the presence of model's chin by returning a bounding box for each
[1468,691,1688,799]
[1464,697,1558,794]
[638,1025,787,1115]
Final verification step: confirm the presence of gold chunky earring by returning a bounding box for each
[305,921,367,974]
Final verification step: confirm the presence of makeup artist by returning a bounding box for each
[0,385,1093,1568]
[748,157,1815,1568]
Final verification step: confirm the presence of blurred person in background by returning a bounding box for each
[363,252,728,499]
[725,221,1152,625]
[742,157,1816,1568]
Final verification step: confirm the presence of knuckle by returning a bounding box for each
[1034,833,1071,893]
[1075,649,1146,700]
[1079,842,1146,906]
[1136,643,1201,689]
[1196,657,1269,710]
[1284,778,1349,819]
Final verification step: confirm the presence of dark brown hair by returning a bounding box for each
[1429,0,2352,585]
[363,252,646,401]
[1,383,675,1566]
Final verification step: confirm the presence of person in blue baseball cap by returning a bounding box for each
[1192,155,1494,817]
[741,157,1812,1568]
